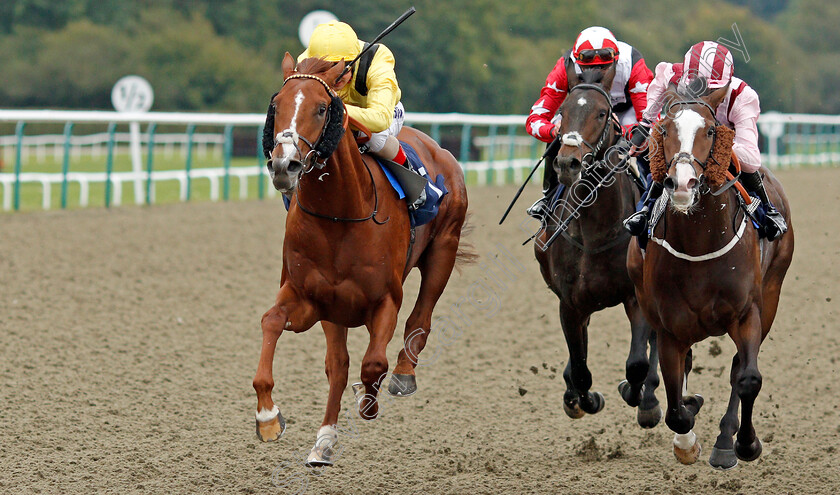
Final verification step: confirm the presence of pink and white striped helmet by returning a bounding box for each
[681,41,734,89]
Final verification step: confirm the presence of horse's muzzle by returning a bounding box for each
[664,167,700,213]
[554,155,582,187]
[268,157,303,192]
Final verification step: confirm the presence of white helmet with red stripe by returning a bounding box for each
[681,41,734,89]
[573,26,620,66]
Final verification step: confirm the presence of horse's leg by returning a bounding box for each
[618,297,661,428]
[709,353,742,470]
[559,303,604,417]
[252,286,317,442]
[306,322,349,467]
[659,330,703,464]
[355,296,400,420]
[390,236,459,397]
[641,331,662,425]
[731,304,764,462]
[253,304,288,442]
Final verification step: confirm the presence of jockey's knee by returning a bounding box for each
[371,134,400,160]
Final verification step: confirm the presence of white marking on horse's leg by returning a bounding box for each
[315,424,338,448]
[674,430,697,449]
[307,424,339,465]
[577,96,587,106]
[256,405,280,422]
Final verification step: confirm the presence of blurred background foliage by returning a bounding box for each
[0,0,834,114]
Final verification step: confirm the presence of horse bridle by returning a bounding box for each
[267,73,388,224]
[662,100,725,191]
[563,83,622,168]
[271,73,346,172]
[662,99,742,197]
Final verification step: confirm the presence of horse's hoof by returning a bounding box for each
[255,406,286,442]
[563,400,586,419]
[709,447,738,470]
[674,440,702,465]
[637,405,662,429]
[305,446,334,467]
[581,391,605,415]
[683,394,705,416]
[618,380,641,408]
[351,382,379,421]
[388,373,417,397]
[735,437,762,461]
[673,431,701,465]
[305,425,338,467]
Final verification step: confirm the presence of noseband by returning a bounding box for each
[663,100,733,195]
[563,83,621,168]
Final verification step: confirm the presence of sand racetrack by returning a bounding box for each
[1,167,838,494]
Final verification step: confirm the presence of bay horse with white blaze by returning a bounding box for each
[253,53,471,466]
[534,65,661,427]
[627,84,794,468]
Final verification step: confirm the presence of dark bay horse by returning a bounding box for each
[534,66,661,427]
[253,53,471,466]
[627,85,794,468]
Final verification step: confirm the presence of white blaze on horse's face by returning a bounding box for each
[670,109,705,212]
[274,90,305,164]
[577,96,587,106]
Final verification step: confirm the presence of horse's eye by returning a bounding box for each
[598,110,607,118]
[707,126,715,136]
[318,104,327,116]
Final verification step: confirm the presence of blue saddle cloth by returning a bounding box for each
[282,142,448,227]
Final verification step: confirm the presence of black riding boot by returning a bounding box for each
[526,154,560,220]
[740,171,788,241]
[623,181,664,236]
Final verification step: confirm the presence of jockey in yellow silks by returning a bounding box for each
[299,21,411,168]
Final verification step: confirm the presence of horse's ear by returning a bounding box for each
[601,63,617,92]
[705,82,730,111]
[565,58,580,89]
[326,60,346,88]
[282,52,296,79]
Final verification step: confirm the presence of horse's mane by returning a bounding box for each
[649,98,735,187]
[295,57,337,77]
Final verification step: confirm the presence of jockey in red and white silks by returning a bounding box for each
[524,26,654,220]
[526,26,654,143]
[624,41,788,241]
[642,41,761,174]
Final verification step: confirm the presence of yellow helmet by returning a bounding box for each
[307,21,360,62]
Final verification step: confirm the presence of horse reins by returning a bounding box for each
[278,73,389,224]
[538,83,629,250]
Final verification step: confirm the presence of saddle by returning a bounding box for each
[350,117,448,227]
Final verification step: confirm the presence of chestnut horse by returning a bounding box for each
[627,85,794,468]
[253,53,470,466]
[534,66,661,427]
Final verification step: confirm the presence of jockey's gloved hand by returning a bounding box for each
[628,119,652,157]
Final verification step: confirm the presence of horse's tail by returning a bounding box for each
[454,213,479,272]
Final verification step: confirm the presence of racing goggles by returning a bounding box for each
[576,48,616,65]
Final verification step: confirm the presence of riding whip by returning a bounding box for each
[498,135,562,224]
[334,7,417,83]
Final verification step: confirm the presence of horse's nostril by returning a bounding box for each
[687,177,699,190]
[663,177,676,190]
[287,160,302,173]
